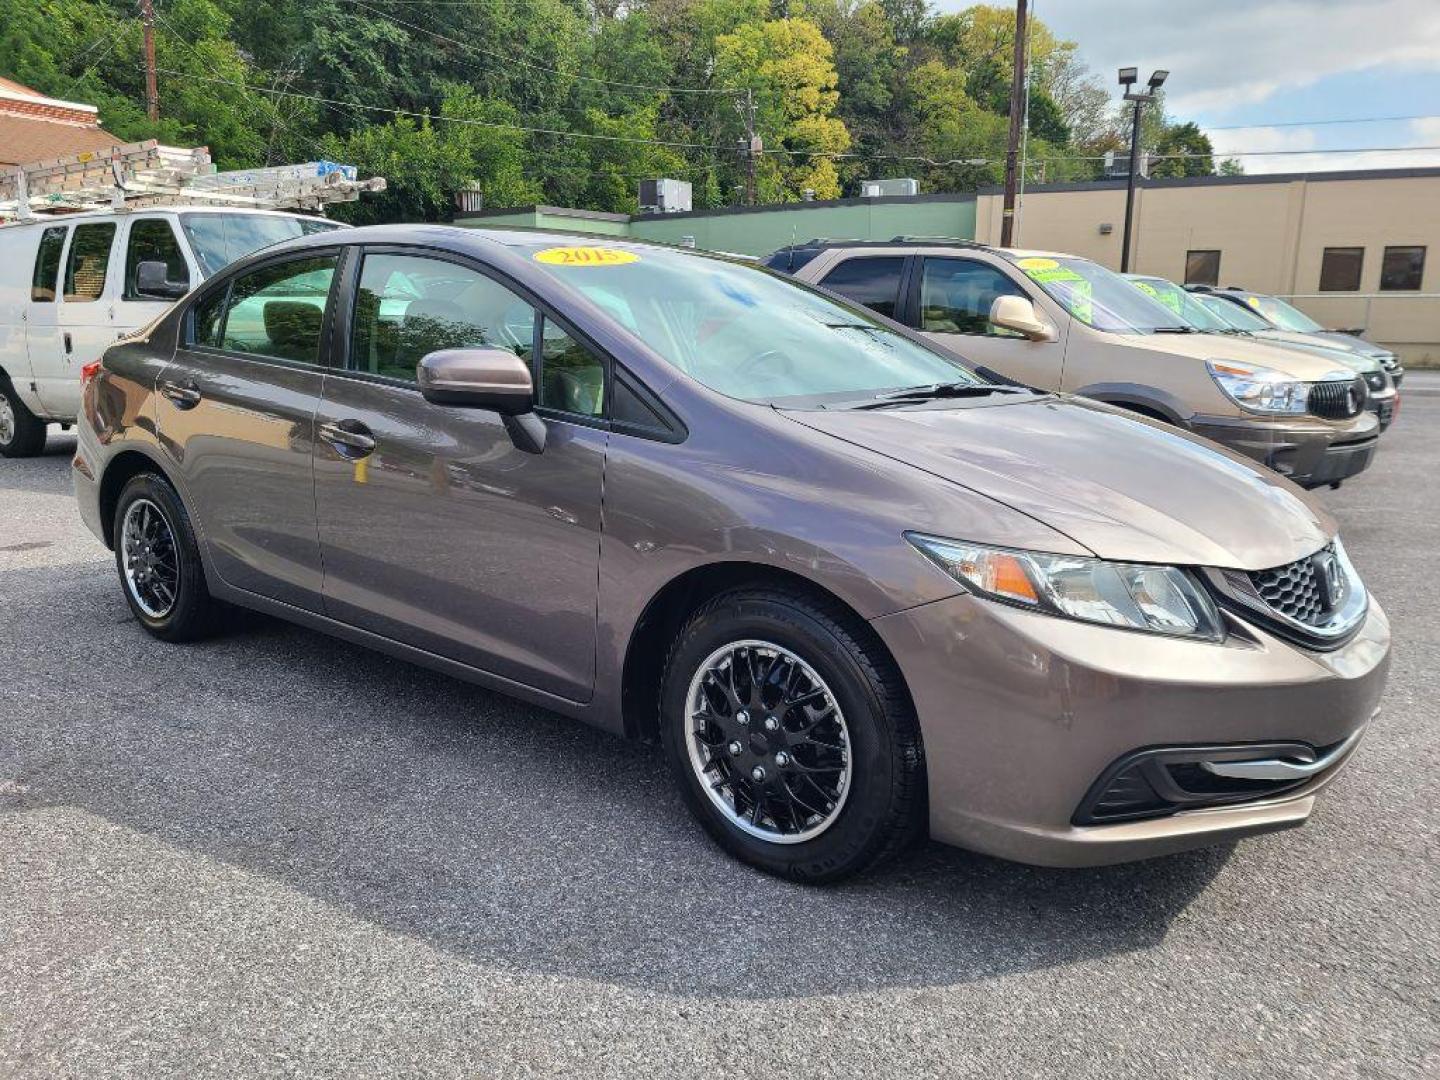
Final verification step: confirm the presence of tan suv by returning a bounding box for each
[772,239,1380,488]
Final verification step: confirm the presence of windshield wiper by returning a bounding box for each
[1152,325,1199,334]
[853,382,1027,409]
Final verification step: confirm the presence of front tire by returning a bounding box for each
[660,587,925,883]
[0,378,47,458]
[113,473,225,642]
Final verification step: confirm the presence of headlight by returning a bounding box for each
[906,534,1224,641]
[1206,359,1308,414]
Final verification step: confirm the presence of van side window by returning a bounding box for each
[350,252,535,383]
[219,256,338,365]
[819,256,905,319]
[125,219,191,299]
[31,227,68,302]
[919,258,1026,336]
[63,223,118,303]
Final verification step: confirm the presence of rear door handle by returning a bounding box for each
[318,420,377,457]
[160,380,202,409]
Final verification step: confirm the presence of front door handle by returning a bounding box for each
[318,420,377,458]
[63,332,73,354]
[159,380,202,409]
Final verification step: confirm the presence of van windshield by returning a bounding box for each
[1192,292,1271,331]
[1126,276,1234,331]
[1241,293,1325,333]
[516,242,984,405]
[1008,255,1187,335]
[180,213,344,277]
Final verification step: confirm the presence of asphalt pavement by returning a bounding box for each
[1,384,1436,1078]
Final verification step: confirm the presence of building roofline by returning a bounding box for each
[456,191,976,226]
[978,165,1440,195]
[0,84,99,116]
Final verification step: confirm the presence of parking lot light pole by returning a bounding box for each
[1119,67,1167,273]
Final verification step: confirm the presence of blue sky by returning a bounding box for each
[967,0,1440,173]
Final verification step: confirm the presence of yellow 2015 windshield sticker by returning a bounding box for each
[1015,257,1058,271]
[534,246,639,267]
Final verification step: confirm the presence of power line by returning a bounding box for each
[1205,113,1440,132]
[344,0,736,96]
[153,68,727,149]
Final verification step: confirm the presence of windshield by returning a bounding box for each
[1008,256,1183,334]
[1242,293,1325,332]
[516,243,983,405]
[180,213,344,277]
[1191,292,1270,331]
[1126,277,1235,331]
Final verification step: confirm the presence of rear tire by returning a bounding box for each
[660,587,925,883]
[113,472,226,642]
[0,378,47,458]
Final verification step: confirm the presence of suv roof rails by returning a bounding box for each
[888,235,990,248]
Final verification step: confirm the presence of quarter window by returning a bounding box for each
[218,255,338,364]
[1184,249,1221,287]
[539,317,605,417]
[63,223,117,302]
[1379,246,1425,291]
[191,286,229,348]
[919,258,1026,336]
[125,219,191,299]
[818,256,906,319]
[350,253,535,383]
[31,226,68,302]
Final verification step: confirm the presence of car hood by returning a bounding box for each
[1253,330,1382,371]
[1305,330,1394,360]
[1129,331,1358,379]
[784,395,1334,571]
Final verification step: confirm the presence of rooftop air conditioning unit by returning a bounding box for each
[639,178,692,214]
[861,178,918,198]
[1102,151,1149,179]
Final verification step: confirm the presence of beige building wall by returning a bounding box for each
[975,170,1440,366]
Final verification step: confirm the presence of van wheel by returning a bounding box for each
[0,378,47,458]
[113,472,225,642]
[660,587,926,883]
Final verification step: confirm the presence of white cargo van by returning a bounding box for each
[0,207,344,456]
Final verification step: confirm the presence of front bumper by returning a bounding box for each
[1190,412,1379,488]
[871,591,1390,867]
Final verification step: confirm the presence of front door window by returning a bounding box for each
[919,258,1026,336]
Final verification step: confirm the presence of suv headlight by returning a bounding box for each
[907,534,1224,641]
[1206,360,1308,414]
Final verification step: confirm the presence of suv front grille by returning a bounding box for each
[1307,377,1366,419]
[1247,543,1334,627]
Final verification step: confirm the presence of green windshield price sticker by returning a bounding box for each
[1134,279,1183,315]
[1018,261,1093,323]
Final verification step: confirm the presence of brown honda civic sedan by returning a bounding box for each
[73,226,1391,882]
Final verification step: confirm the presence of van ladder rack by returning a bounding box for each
[0,140,385,223]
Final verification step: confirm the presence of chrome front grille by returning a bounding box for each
[1247,543,1336,627]
[1307,377,1366,419]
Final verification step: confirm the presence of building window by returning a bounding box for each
[1379,246,1425,291]
[1319,247,1363,292]
[1184,250,1221,287]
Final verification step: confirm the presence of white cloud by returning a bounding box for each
[1207,117,1440,174]
[1013,0,1440,118]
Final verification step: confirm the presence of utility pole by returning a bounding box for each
[999,0,1027,247]
[140,0,159,122]
[737,89,760,206]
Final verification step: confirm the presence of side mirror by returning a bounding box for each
[417,348,545,453]
[135,260,189,300]
[990,295,1057,342]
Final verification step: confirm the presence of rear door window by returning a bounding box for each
[63,223,117,303]
[919,257,1026,335]
[31,226,68,302]
[217,255,338,365]
[818,256,906,319]
[125,218,191,299]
